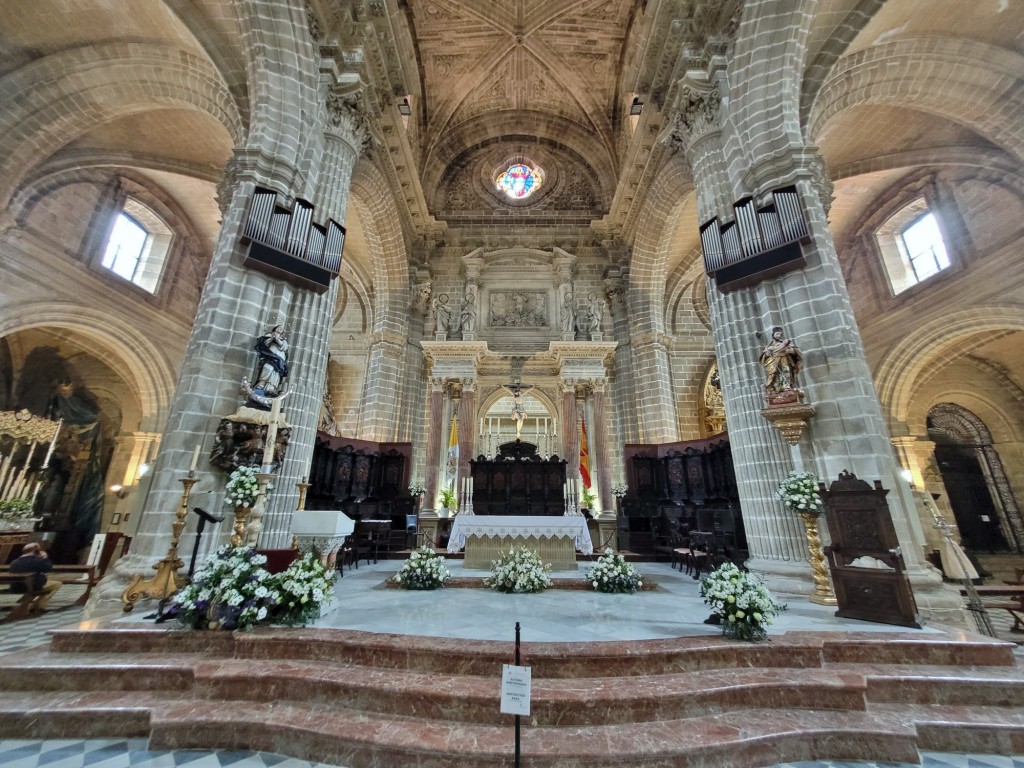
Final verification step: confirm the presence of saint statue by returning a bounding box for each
[501,382,535,439]
[759,326,803,394]
[561,290,575,335]
[253,325,289,397]
[460,291,477,336]
[589,293,606,336]
[432,294,452,335]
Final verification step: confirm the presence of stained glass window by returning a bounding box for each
[495,163,543,200]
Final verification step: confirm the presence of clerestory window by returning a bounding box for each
[875,199,951,295]
[100,198,172,293]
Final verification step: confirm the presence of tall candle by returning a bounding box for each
[189,443,201,473]
[263,398,281,466]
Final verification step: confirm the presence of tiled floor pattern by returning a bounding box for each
[0,738,1020,768]
[3,561,1024,768]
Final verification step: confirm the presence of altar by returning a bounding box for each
[447,515,594,570]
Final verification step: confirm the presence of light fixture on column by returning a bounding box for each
[110,484,130,500]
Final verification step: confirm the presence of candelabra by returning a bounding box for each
[797,510,837,605]
[121,473,197,612]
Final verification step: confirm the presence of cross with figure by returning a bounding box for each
[500,381,535,439]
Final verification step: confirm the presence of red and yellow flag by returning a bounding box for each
[579,416,592,489]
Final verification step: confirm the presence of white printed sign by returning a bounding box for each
[500,664,532,716]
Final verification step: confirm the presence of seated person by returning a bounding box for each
[9,543,62,611]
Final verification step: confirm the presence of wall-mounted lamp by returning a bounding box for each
[137,463,151,478]
[899,468,914,488]
[110,484,130,500]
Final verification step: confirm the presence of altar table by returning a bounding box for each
[447,515,594,570]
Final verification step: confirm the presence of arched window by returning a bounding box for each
[100,198,172,293]
[875,198,951,295]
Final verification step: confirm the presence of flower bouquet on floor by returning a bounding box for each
[485,545,552,594]
[169,546,280,630]
[586,548,643,594]
[392,546,450,590]
[699,562,785,642]
[271,552,337,625]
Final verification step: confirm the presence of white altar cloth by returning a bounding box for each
[447,515,594,555]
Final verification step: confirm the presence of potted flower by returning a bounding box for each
[587,548,643,593]
[611,482,628,499]
[392,546,450,590]
[437,486,457,516]
[700,561,785,642]
[168,546,280,630]
[485,546,552,593]
[580,486,597,511]
[0,497,36,531]
[270,552,336,626]
[408,480,426,513]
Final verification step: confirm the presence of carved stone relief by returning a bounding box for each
[489,291,549,328]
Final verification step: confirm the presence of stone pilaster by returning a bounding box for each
[629,332,678,443]
[424,377,445,511]
[457,377,476,480]
[591,379,613,515]
[561,378,580,482]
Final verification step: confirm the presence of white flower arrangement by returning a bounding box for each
[408,481,426,496]
[224,465,267,508]
[699,562,785,642]
[392,546,450,590]
[0,497,35,521]
[611,482,628,499]
[586,548,643,594]
[776,470,823,515]
[272,552,336,626]
[169,546,280,631]
[485,545,552,594]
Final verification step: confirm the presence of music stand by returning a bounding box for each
[189,507,226,578]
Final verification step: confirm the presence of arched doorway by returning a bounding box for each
[927,403,1022,554]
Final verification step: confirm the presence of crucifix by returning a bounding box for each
[500,381,535,439]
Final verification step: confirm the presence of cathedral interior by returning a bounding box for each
[1,0,1024,764]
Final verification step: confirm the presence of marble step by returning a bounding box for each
[9,690,1024,768]
[4,647,1024,727]
[47,626,1018,676]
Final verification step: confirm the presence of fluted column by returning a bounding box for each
[424,377,445,512]
[561,378,580,482]
[457,377,476,480]
[591,379,613,514]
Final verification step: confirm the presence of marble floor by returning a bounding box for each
[2,558,1023,768]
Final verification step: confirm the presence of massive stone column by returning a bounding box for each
[457,377,476,482]
[101,84,368,604]
[663,73,961,621]
[561,378,579,483]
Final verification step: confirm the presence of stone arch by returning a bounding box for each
[0,301,174,430]
[799,0,887,130]
[0,42,243,210]
[627,156,694,333]
[349,160,412,336]
[875,306,1024,429]
[808,38,1024,163]
[928,402,1023,553]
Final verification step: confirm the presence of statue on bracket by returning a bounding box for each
[460,291,477,337]
[759,326,803,401]
[250,324,289,402]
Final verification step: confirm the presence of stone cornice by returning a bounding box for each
[420,340,490,367]
[742,146,834,218]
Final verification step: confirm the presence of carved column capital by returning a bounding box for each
[560,377,578,394]
[429,376,445,392]
[325,85,373,154]
[660,77,722,158]
[460,377,477,393]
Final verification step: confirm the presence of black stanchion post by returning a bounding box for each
[515,621,521,768]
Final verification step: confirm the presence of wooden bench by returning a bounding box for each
[0,564,98,607]
[960,585,1024,633]
[0,573,45,623]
